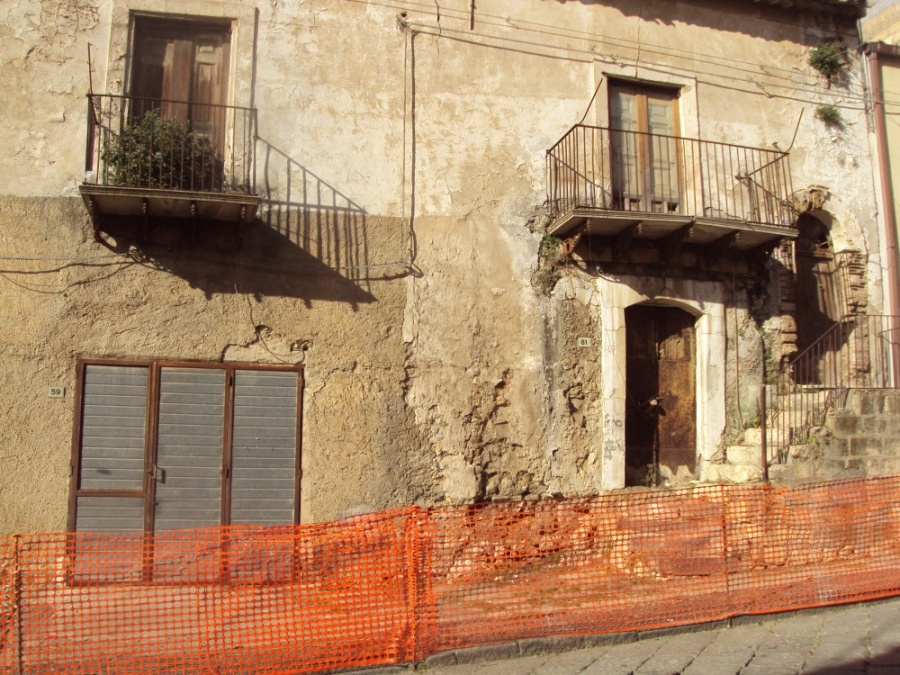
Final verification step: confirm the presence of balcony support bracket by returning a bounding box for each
[661,224,694,263]
[190,200,198,241]
[703,231,740,266]
[237,205,248,248]
[560,222,588,258]
[141,198,149,243]
[86,196,102,243]
[614,223,641,260]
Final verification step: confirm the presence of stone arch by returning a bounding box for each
[793,186,867,254]
[794,188,868,317]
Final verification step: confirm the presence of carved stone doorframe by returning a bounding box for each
[597,276,726,489]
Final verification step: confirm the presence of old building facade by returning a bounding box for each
[0,0,884,534]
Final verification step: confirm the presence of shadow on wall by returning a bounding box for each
[258,138,374,291]
[95,139,397,310]
[547,0,861,40]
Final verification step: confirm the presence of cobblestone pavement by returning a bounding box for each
[347,596,900,675]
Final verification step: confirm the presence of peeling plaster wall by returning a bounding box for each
[546,275,604,496]
[0,0,884,532]
[0,196,434,532]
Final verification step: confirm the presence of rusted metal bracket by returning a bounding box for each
[559,222,588,258]
[237,204,247,248]
[140,197,149,242]
[86,196,102,242]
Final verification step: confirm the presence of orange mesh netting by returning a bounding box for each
[3,476,900,674]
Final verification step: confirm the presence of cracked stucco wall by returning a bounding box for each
[0,0,884,532]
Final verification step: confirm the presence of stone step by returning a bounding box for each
[726,444,764,466]
[704,463,763,484]
[742,426,792,447]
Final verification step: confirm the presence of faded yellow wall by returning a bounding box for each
[0,0,883,533]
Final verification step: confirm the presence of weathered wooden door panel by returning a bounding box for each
[656,313,696,473]
[625,305,696,485]
[130,18,231,158]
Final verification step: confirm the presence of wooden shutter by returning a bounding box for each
[646,94,679,207]
[75,365,148,532]
[73,361,303,535]
[609,81,680,211]
[230,370,299,526]
[130,17,231,154]
[610,88,642,202]
[154,367,225,530]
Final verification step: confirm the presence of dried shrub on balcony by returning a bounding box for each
[101,110,217,191]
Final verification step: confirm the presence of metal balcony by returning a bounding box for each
[546,124,798,258]
[79,94,259,233]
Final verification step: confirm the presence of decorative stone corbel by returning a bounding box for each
[792,185,829,214]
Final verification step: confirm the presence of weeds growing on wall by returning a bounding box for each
[539,234,562,261]
[533,234,563,294]
[808,41,845,83]
[815,104,844,129]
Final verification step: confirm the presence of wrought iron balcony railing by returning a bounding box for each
[546,124,795,230]
[763,314,900,465]
[84,93,257,196]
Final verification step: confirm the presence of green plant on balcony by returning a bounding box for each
[101,109,216,190]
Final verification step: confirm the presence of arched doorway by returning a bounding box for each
[624,304,697,486]
[795,212,844,354]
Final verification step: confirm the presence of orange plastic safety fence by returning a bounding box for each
[1,477,899,674]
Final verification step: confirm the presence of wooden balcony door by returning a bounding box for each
[610,82,681,214]
[130,16,231,159]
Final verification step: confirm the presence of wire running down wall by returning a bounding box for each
[2,476,900,674]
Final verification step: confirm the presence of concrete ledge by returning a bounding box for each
[518,630,637,657]
[333,666,410,675]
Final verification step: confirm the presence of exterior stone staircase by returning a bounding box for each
[706,432,765,483]
[707,390,811,483]
[709,390,900,484]
[771,390,900,482]
[705,314,900,484]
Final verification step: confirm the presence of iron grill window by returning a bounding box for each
[69,359,304,533]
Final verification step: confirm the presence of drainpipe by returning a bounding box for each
[862,43,900,386]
